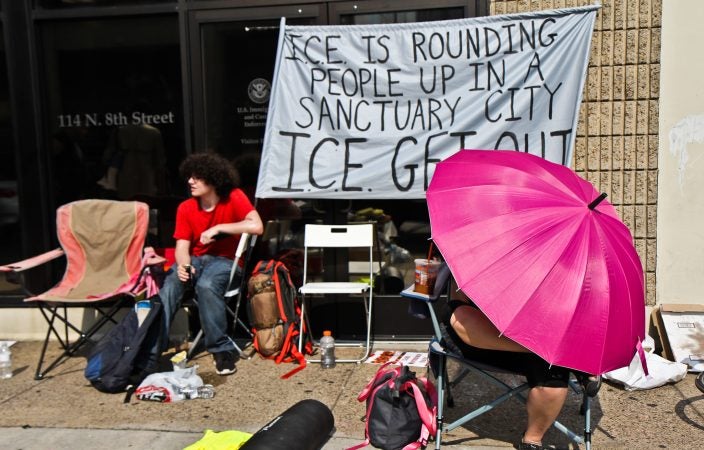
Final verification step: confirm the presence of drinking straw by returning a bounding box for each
[426,241,434,262]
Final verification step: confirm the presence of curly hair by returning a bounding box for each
[179,152,241,198]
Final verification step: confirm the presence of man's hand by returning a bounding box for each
[200,227,221,245]
[177,264,195,283]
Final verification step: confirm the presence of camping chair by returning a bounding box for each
[0,199,163,380]
[298,223,374,363]
[401,263,599,450]
[186,232,257,360]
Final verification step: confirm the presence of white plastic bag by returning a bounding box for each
[603,336,688,391]
[135,366,203,402]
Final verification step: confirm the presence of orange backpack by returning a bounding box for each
[247,260,313,378]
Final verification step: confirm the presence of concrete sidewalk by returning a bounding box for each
[1,340,703,449]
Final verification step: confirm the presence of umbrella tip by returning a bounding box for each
[588,193,608,210]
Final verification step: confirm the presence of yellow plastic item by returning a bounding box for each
[170,350,188,370]
[183,429,252,450]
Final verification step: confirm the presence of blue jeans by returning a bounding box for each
[159,255,236,354]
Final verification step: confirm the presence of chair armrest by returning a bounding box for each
[400,286,435,303]
[0,248,65,273]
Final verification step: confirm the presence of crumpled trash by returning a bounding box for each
[135,366,203,402]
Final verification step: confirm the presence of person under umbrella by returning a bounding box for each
[427,149,644,449]
[440,280,597,450]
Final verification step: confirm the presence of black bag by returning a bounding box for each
[84,298,163,393]
[241,399,335,450]
[352,363,437,450]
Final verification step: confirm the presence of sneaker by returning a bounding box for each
[213,351,237,375]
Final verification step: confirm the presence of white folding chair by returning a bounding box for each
[298,224,374,363]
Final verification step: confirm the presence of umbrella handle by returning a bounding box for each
[588,193,608,210]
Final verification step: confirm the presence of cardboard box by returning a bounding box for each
[654,304,704,372]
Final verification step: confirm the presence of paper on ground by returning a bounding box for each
[365,350,428,368]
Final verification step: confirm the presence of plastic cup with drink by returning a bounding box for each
[414,258,441,295]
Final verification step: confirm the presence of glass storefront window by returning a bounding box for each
[41,15,183,219]
[0,23,22,294]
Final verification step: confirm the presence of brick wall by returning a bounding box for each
[491,0,661,305]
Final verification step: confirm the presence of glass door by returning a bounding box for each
[189,5,325,158]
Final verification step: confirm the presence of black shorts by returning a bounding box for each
[441,300,570,389]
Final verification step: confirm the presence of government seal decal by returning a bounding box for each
[248,78,271,104]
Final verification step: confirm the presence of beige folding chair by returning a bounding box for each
[297,223,374,363]
[0,200,163,379]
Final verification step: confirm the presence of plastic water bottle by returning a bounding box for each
[179,384,215,400]
[135,300,151,327]
[197,384,215,399]
[0,343,12,379]
[320,330,336,369]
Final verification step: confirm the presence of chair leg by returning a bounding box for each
[583,394,592,450]
[35,299,128,380]
[234,317,253,338]
[226,300,253,357]
[298,295,306,353]
[229,295,253,339]
[362,292,373,360]
[187,329,204,360]
[295,295,314,353]
[303,306,314,345]
[35,305,61,380]
[435,352,446,449]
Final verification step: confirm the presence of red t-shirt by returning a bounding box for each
[173,188,255,258]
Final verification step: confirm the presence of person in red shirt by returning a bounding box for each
[159,153,263,375]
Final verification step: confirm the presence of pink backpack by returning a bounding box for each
[348,362,437,450]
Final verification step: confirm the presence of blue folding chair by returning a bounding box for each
[401,263,599,449]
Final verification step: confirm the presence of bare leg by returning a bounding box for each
[450,305,529,352]
[523,386,568,444]
[449,303,569,446]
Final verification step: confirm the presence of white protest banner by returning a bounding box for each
[257,6,598,199]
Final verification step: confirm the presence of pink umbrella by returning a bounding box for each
[427,149,645,375]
